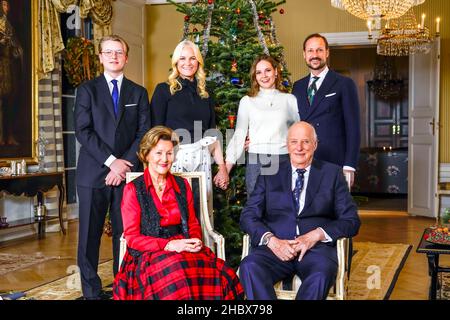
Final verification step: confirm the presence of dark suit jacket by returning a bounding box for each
[74,75,151,188]
[240,159,361,262]
[292,70,360,168]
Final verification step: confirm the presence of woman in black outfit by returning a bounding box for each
[150,40,228,213]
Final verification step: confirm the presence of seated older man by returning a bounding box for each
[239,121,361,300]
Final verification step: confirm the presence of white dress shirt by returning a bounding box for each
[291,165,331,241]
[308,66,329,93]
[103,72,124,167]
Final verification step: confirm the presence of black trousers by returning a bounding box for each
[76,184,124,298]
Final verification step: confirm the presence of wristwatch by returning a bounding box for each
[262,233,274,246]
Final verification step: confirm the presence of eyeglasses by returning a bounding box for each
[101,50,125,58]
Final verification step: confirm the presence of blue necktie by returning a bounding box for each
[111,79,119,117]
[293,168,306,212]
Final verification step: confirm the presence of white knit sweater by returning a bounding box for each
[226,88,300,164]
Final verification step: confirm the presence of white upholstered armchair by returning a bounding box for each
[118,171,225,267]
[239,171,354,300]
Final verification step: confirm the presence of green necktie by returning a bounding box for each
[307,76,320,105]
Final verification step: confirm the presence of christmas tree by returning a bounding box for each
[170,0,290,267]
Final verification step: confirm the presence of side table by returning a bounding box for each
[417,227,450,300]
[0,172,66,238]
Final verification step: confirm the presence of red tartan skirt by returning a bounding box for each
[113,243,244,300]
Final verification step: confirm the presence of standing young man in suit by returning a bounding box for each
[239,121,360,300]
[292,34,360,186]
[74,35,151,300]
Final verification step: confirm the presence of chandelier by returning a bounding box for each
[331,0,426,30]
[367,55,404,100]
[331,0,425,20]
[377,9,433,56]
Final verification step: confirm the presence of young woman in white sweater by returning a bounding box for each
[225,55,300,197]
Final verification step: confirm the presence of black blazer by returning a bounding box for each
[74,75,151,188]
[292,70,360,168]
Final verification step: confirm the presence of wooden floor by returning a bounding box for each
[0,210,448,299]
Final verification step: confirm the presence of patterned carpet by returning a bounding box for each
[0,253,57,276]
[347,242,411,300]
[5,242,441,300]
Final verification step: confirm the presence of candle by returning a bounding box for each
[367,20,372,38]
[436,17,440,33]
[421,13,425,29]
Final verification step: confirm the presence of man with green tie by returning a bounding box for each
[292,34,360,187]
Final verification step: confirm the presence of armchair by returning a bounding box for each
[118,171,225,268]
[239,171,353,300]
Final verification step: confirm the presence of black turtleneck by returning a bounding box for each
[150,78,216,144]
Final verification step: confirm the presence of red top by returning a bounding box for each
[121,169,202,252]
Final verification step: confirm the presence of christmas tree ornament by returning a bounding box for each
[184,15,190,21]
[208,0,213,4]
[193,27,198,32]
[231,60,238,72]
[235,7,241,15]
[231,77,240,85]
[228,114,237,129]
[279,8,285,14]
[264,19,270,25]
[237,20,244,28]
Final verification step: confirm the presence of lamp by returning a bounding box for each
[367,55,404,100]
[377,9,432,56]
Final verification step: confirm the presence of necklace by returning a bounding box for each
[156,181,165,192]
[263,89,277,107]
[151,176,166,192]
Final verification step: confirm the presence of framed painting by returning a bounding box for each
[0,0,38,165]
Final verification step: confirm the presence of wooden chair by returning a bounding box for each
[240,235,349,300]
[239,171,353,300]
[118,171,225,267]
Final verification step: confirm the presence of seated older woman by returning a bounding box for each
[113,126,244,300]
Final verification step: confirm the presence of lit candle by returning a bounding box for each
[436,17,440,33]
[367,20,372,38]
[421,13,425,29]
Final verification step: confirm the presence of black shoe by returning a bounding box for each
[82,296,101,300]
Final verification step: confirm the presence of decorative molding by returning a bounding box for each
[146,0,192,4]
[119,0,147,6]
[440,163,450,182]
[321,31,379,47]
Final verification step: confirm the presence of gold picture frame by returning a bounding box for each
[0,0,38,165]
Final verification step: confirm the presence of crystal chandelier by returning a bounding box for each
[368,55,404,100]
[377,9,432,56]
[331,0,426,30]
[331,0,425,20]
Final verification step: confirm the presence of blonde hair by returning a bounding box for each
[137,126,179,166]
[98,34,129,56]
[248,55,286,97]
[168,40,209,98]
